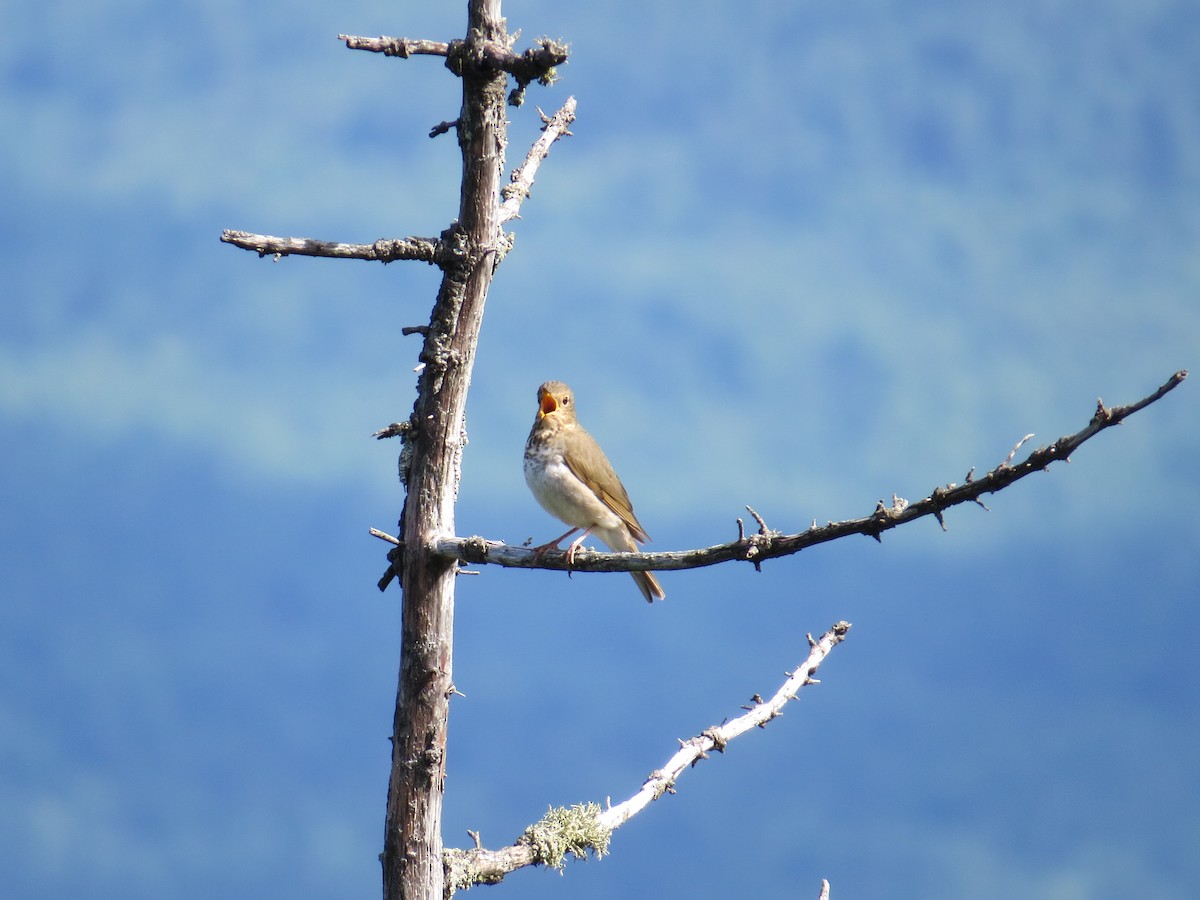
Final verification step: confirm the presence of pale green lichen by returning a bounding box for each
[519,803,611,868]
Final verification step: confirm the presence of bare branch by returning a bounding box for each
[1002,433,1035,466]
[485,38,569,106]
[373,423,410,440]
[414,371,1188,580]
[446,35,567,82]
[484,38,569,83]
[335,33,568,85]
[370,528,400,546]
[340,32,568,107]
[338,35,451,58]
[598,621,850,829]
[443,621,852,893]
[500,97,577,223]
[219,230,447,264]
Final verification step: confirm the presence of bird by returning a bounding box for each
[523,380,665,602]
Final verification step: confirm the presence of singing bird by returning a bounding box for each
[523,381,666,602]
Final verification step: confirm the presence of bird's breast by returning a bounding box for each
[524,450,621,531]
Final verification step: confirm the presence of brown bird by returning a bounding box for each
[524,381,666,602]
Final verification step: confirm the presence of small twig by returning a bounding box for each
[745,504,771,535]
[429,119,460,138]
[373,422,410,440]
[1001,434,1035,467]
[740,505,779,570]
[370,528,401,546]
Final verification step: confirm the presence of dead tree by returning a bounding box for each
[222,2,1187,898]
[226,5,570,897]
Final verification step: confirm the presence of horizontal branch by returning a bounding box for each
[480,38,569,82]
[415,370,1187,578]
[338,35,450,58]
[470,38,569,106]
[442,621,852,894]
[219,230,449,264]
[336,33,568,105]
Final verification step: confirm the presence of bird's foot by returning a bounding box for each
[529,527,580,560]
[565,535,585,569]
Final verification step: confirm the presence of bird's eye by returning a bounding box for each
[561,395,570,405]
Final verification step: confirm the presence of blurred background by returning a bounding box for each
[2,1,1197,898]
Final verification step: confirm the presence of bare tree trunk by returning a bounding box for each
[382,2,508,898]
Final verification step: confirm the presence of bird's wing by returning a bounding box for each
[564,427,651,544]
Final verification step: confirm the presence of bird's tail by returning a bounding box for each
[598,526,666,603]
[632,570,666,603]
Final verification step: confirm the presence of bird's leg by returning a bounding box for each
[564,526,596,570]
[530,526,580,558]
[530,525,596,579]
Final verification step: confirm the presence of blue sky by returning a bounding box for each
[2,1,1198,898]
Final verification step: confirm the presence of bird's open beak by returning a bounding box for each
[538,391,557,417]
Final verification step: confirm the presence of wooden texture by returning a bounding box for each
[382,3,510,897]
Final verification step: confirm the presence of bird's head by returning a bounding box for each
[536,381,574,421]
